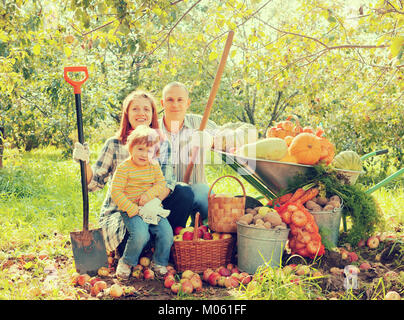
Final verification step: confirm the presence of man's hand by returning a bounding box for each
[72,142,90,164]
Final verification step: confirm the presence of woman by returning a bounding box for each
[73,90,194,278]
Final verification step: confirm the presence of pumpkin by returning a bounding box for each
[317,137,335,165]
[288,133,322,165]
[284,135,294,147]
[279,153,298,163]
[332,150,362,171]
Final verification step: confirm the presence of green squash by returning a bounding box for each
[236,137,288,161]
[332,150,362,171]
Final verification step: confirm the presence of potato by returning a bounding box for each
[264,222,272,229]
[316,196,328,206]
[329,195,341,204]
[323,204,335,211]
[245,208,255,214]
[328,200,341,208]
[263,212,282,226]
[305,200,318,210]
[238,213,253,225]
[255,219,264,226]
[275,223,287,230]
[311,205,322,212]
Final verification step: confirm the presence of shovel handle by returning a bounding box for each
[183,30,234,184]
[64,66,89,94]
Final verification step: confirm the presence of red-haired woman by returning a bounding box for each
[73,90,194,279]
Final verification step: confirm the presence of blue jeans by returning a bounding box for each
[163,183,194,228]
[190,183,211,225]
[120,213,173,267]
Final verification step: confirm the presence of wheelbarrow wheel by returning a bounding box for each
[235,195,263,209]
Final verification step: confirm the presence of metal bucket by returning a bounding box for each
[236,222,289,274]
[311,206,343,247]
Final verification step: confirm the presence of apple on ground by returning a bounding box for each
[208,272,221,286]
[218,266,231,277]
[77,274,91,287]
[348,252,358,263]
[224,276,239,288]
[181,270,195,280]
[139,256,151,268]
[181,279,194,294]
[109,284,123,298]
[97,267,110,277]
[384,291,401,300]
[174,226,183,235]
[231,272,241,280]
[217,276,226,287]
[239,272,252,285]
[203,268,214,282]
[231,267,240,274]
[190,274,203,292]
[131,269,142,279]
[91,281,107,296]
[359,262,371,271]
[367,236,379,249]
[89,277,102,286]
[133,264,143,271]
[166,265,177,275]
[357,239,366,248]
[226,263,234,271]
[143,268,155,280]
[164,275,176,289]
[182,231,194,241]
[171,282,182,294]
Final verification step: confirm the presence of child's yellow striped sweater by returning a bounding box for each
[111,158,167,217]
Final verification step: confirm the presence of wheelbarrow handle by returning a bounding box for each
[360,149,388,161]
[64,66,89,94]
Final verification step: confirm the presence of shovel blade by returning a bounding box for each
[70,228,108,276]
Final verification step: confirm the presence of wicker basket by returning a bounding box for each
[208,175,246,233]
[171,212,234,273]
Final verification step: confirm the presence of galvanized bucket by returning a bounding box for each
[311,205,343,247]
[236,222,289,274]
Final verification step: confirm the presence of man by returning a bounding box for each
[159,81,218,224]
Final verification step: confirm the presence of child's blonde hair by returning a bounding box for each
[126,125,160,157]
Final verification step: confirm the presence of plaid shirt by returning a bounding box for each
[89,137,176,252]
[159,113,218,185]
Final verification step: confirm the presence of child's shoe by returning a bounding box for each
[151,261,168,276]
[116,258,131,280]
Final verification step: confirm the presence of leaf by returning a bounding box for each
[33,44,41,55]
[64,46,72,57]
[209,51,218,61]
[390,36,404,58]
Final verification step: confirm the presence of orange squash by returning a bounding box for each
[317,137,335,165]
[289,133,322,165]
[284,135,294,147]
[279,152,298,163]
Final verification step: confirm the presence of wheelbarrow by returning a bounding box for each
[215,148,403,200]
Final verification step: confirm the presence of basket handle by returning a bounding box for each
[193,212,201,241]
[208,175,246,200]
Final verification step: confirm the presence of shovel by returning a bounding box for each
[64,66,108,276]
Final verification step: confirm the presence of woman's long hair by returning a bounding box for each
[117,90,160,144]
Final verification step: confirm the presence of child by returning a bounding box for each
[111,125,173,279]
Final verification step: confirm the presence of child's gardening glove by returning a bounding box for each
[72,142,90,164]
[138,198,161,225]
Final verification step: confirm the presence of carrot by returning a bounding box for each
[279,193,293,204]
[296,188,319,205]
[287,188,306,204]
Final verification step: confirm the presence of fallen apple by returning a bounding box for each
[226,263,234,271]
[171,282,182,294]
[77,274,91,287]
[89,277,102,286]
[143,268,155,280]
[203,268,214,282]
[348,252,358,263]
[182,270,195,280]
[164,276,176,289]
[239,272,251,285]
[231,267,240,274]
[217,276,226,287]
[91,281,107,296]
[218,266,231,277]
[208,272,221,286]
[139,256,151,267]
[384,291,401,300]
[109,284,123,298]
[357,239,366,248]
[224,276,239,288]
[359,262,371,271]
[131,269,143,279]
[367,236,379,249]
[97,267,110,277]
[181,279,194,294]
[190,275,203,292]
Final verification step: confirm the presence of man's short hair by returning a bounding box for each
[162,81,189,99]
